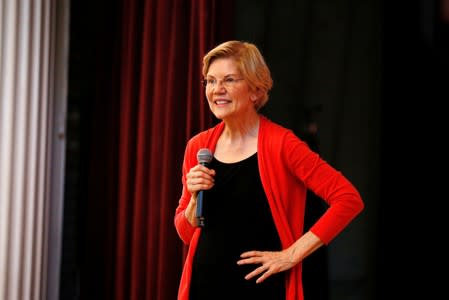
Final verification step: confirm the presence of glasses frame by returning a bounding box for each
[202,77,245,89]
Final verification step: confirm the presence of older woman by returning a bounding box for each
[174,40,364,300]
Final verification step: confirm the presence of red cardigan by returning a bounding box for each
[174,115,364,300]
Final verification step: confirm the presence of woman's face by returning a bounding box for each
[204,58,257,121]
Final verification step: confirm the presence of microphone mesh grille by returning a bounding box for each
[197,148,213,164]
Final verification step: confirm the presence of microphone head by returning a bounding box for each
[197,148,213,165]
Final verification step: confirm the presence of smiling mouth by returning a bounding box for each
[214,100,231,105]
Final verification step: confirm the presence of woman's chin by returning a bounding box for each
[211,110,229,120]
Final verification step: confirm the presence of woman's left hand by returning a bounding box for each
[237,248,299,283]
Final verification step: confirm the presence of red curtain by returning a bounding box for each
[85,1,234,299]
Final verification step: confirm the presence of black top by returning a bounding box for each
[190,153,285,300]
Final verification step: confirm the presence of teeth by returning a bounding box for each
[215,100,229,104]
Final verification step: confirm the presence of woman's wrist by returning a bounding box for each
[184,194,197,226]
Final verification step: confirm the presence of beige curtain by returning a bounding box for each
[0,0,69,299]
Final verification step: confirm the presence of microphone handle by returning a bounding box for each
[196,190,205,227]
[196,161,209,227]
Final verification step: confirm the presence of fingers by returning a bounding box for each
[239,250,260,259]
[237,251,269,282]
[186,164,215,193]
[237,250,289,284]
[238,258,274,284]
[245,265,270,283]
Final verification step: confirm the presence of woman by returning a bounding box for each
[174,40,364,300]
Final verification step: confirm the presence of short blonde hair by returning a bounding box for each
[202,40,273,111]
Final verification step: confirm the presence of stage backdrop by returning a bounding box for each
[63,0,233,299]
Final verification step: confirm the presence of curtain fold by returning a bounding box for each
[0,0,69,299]
[89,1,235,299]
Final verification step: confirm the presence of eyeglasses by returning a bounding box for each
[202,77,245,89]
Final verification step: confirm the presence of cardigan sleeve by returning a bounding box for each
[283,130,364,244]
[174,140,197,245]
[174,124,224,245]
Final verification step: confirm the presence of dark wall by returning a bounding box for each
[380,0,448,298]
[61,0,122,299]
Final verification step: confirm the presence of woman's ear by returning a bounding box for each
[250,89,262,102]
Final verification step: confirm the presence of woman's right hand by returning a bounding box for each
[186,164,215,194]
[184,164,215,226]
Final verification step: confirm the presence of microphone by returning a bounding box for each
[196,148,213,227]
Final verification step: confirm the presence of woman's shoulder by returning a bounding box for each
[260,115,298,138]
[260,115,309,151]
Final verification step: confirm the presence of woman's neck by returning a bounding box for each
[222,113,260,142]
[214,113,260,163]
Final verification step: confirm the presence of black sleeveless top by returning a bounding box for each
[190,153,285,300]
